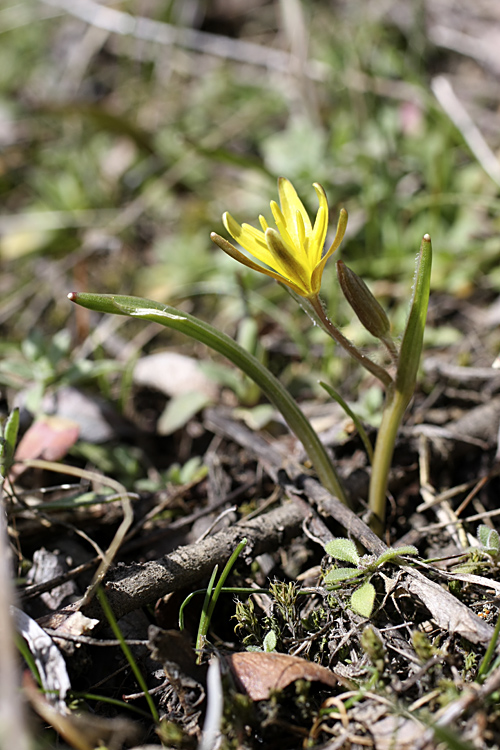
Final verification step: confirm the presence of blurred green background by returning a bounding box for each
[1,0,500,424]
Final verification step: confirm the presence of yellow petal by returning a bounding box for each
[278,177,312,244]
[265,229,310,295]
[310,208,348,294]
[309,205,327,267]
[211,233,308,295]
[223,213,265,250]
[309,183,329,263]
[210,232,299,288]
[223,211,293,278]
[296,211,308,255]
[269,200,297,256]
[223,213,276,268]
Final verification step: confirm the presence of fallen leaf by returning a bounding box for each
[11,415,80,479]
[227,651,337,701]
[42,386,130,443]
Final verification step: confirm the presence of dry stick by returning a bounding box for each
[76,502,306,621]
[41,0,326,79]
[204,407,383,556]
[434,663,500,729]
[299,478,386,556]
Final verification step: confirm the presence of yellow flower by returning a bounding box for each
[211,178,347,298]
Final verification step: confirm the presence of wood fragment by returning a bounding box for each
[69,502,307,622]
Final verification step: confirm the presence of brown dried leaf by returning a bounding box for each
[227,651,337,701]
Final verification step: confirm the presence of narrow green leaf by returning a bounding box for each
[350,582,376,618]
[477,607,500,682]
[97,587,159,723]
[395,234,432,406]
[324,538,360,565]
[67,293,347,504]
[431,724,477,750]
[320,381,374,463]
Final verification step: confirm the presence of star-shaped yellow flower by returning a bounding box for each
[211,178,348,298]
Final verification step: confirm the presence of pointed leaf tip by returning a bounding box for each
[395,232,432,402]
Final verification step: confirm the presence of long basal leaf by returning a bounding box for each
[68,293,347,504]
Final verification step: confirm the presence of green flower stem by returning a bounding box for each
[308,295,393,388]
[368,234,432,535]
[367,384,406,537]
[68,292,348,504]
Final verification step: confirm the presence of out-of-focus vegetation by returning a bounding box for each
[2,0,500,386]
[2,0,500,503]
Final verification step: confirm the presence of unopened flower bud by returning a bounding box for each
[337,260,390,340]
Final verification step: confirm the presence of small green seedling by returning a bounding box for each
[262,629,278,652]
[477,524,500,559]
[196,538,248,656]
[177,538,249,661]
[451,524,500,577]
[323,538,418,618]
